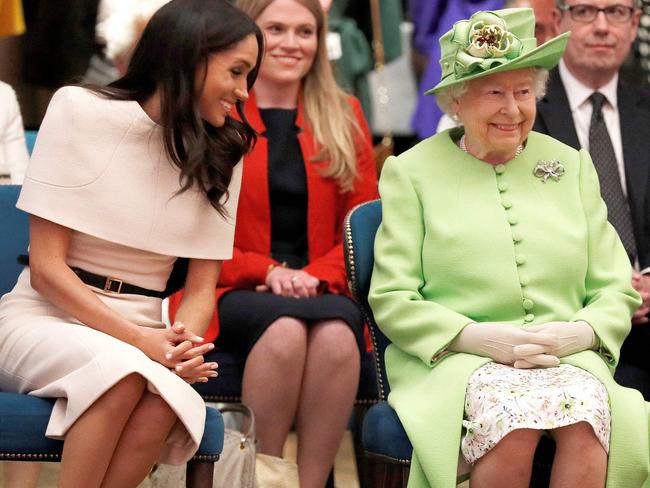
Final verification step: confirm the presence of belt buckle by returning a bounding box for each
[104,277,123,294]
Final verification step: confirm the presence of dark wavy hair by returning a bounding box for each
[86,0,264,216]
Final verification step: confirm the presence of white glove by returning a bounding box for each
[514,321,596,363]
[449,322,560,367]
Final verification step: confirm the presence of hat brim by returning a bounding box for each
[425,31,570,95]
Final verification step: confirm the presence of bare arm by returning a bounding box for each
[28,215,198,367]
[173,258,220,336]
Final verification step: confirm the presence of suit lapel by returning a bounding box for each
[535,69,581,150]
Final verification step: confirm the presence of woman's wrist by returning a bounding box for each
[129,324,149,350]
[265,261,287,285]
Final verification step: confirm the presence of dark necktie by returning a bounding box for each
[589,92,637,261]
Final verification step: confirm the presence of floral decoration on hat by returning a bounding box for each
[427,8,570,95]
[533,160,565,183]
[452,12,523,77]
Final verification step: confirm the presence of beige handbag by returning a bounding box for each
[255,453,299,488]
[149,403,257,488]
[213,404,257,488]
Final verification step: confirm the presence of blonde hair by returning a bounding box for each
[236,0,361,191]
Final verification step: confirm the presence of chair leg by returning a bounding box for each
[401,465,410,488]
[371,459,408,488]
[352,404,373,488]
[186,460,214,488]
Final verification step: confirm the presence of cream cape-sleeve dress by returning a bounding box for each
[0,86,242,464]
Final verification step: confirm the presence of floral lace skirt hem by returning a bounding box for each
[461,362,610,464]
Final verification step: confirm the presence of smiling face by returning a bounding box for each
[553,0,640,88]
[453,68,537,164]
[197,34,259,128]
[255,0,318,89]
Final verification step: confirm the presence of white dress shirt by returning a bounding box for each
[558,61,648,272]
[0,81,29,184]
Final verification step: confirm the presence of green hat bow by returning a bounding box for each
[427,8,570,95]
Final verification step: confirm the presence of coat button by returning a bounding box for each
[508,214,518,225]
[523,299,534,310]
[516,255,526,265]
[495,164,506,174]
[502,199,513,209]
[512,232,522,242]
[498,182,508,192]
[520,275,529,286]
[524,314,535,322]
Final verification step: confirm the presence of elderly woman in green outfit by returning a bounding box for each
[369,8,650,488]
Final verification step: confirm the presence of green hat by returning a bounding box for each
[426,8,570,95]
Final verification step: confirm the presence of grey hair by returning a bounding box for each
[555,0,642,8]
[435,68,550,117]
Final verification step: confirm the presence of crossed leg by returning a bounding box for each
[101,390,178,487]
[57,373,179,488]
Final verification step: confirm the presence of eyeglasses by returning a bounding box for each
[558,4,636,23]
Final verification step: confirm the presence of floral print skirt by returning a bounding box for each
[461,362,611,464]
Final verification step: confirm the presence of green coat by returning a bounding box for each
[369,128,649,487]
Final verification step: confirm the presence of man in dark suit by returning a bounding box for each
[534,0,650,397]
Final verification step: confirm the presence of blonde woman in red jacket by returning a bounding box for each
[171,0,377,485]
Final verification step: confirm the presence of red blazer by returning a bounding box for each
[170,91,378,343]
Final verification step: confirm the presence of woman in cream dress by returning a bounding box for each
[0,1,263,487]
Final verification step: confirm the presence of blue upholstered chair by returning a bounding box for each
[343,199,412,488]
[343,199,556,488]
[24,130,37,156]
[0,185,225,488]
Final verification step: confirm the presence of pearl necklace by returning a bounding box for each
[459,135,524,161]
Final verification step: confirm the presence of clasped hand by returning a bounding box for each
[137,322,218,384]
[513,321,596,368]
[449,321,595,369]
[255,265,320,298]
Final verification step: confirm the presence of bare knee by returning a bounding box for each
[472,430,541,487]
[101,374,146,411]
[552,422,605,455]
[138,392,176,425]
[309,320,360,368]
[129,392,177,443]
[488,429,541,464]
[252,317,308,366]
